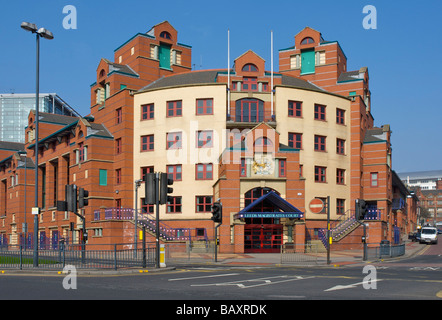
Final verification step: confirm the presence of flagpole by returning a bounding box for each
[271,30,274,118]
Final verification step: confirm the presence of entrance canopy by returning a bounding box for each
[234,191,304,219]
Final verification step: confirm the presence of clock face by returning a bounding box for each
[252,155,274,175]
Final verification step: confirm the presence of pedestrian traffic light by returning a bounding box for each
[79,187,89,208]
[355,199,367,220]
[144,172,156,205]
[66,184,77,213]
[160,172,173,205]
[211,202,222,224]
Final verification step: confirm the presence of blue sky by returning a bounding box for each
[1,0,441,173]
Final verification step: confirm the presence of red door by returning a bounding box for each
[244,225,282,253]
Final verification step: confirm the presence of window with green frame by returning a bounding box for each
[99,169,107,186]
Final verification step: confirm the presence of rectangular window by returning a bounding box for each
[115,138,122,154]
[315,51,326,65]
[240,158,247,177]
[196,99,213,115]
[336,108,345,125]
[314,104,326,121]
[288,101,302,117]
[167,165,182,181]
[141,166,154,181]
[141,103,154,120]
[288,132,302,149]
[314,135,326,152]
[167,196,182,213]
[290,54,301,69]
[116,108,122,124]
[371,172,378,187]
[279,159,286,177]
[141,198,154,214]
[336,168,345,185]
[99,169,108,186]
[196,130,213,148]
[336,138,345,155]
[314,166,326,183]
[167,100,182,117]
[242,77,258,91]
[167,132,182,149]
[116,168,122,185]
[196,163,213,180]
[337,199,345,215]
[196,196,213,213]
[79,143,85,162]
[141,135,154,152]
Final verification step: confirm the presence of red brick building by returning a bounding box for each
[0,22,418,252]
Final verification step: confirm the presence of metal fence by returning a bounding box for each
[0,243,156,270]
[280,243,319,265]
[366,244,405,260]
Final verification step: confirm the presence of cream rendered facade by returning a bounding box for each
[133,84,227,221]
[275,86,352,221]
[134,79,352,223]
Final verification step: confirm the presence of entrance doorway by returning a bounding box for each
[245,224,282,253]
[238,188,303,253]
[243,188,282,253]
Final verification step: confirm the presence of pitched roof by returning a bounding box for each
[103,58,139,78]
[280,74,326,92]
[0,141,25,151]
[364,126,389,143]
[137,70,220,92]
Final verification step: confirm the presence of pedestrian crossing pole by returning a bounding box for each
[327,196,331,265]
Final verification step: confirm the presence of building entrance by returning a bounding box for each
[236,188,304,254]
[245,223,282,253]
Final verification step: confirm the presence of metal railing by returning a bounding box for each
[0,243,156,270]
[280,243,319,265]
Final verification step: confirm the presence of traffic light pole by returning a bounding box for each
[214,223,221,262]
[155,172,160,269]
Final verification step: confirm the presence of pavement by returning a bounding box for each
[205,240,427,267]
[0,240,427,275]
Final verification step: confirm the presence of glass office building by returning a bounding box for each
[0,93,81,143]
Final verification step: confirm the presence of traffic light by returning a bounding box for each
[160,172,173,205]
[355,199,367,220]
[79,187,89,208]
[144,172,156,205]
[211,202,222,224]
[66,184,77,213]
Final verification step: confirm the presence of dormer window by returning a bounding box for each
[242,63,258,72]
[301,37,315,45]
[160,31,171,40]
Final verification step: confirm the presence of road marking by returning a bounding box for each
[168,273,240,281]
[268,295,306,299]
[324,279,383,292]
[191,275,315,289]
[409,267,440,271]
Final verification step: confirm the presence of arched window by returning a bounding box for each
[242,63,258,72]
[160,31,171,40]
[301,37,314,45]
[244,187,279,207]
[99,69,106,78]
[235,98,264,122]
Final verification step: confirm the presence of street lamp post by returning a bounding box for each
[17,151,28,249]
[21,22,54,267]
